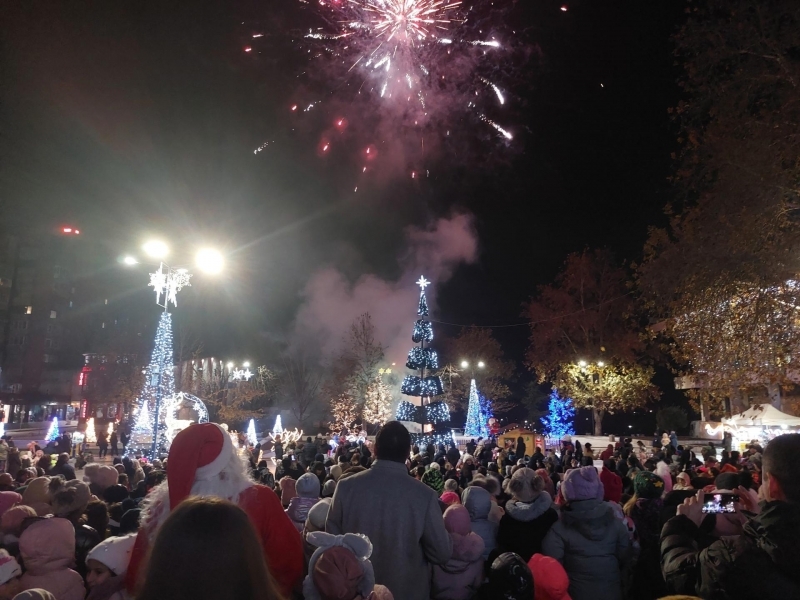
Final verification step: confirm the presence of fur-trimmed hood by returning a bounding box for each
[504,492,552,522]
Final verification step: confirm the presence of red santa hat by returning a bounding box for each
[167,423,235,510]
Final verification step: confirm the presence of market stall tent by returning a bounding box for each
[723,404,800,428]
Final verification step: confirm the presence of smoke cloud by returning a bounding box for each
[292,212,479,363]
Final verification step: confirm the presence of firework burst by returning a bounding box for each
[250,0,515,178]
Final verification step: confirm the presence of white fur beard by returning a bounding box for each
[140,452,255,539]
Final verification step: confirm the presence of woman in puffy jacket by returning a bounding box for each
[431,505,485,600]
[19,517,86,600]
[496,468,557,561]
[542,466,630,600]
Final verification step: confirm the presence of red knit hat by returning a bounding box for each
[167,423,234,510]
[528,554,571,600]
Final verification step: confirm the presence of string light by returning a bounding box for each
[541,390,575,440]
[406,347,439,370]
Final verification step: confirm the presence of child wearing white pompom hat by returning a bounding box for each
[84,534,137,600]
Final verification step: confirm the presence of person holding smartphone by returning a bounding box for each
[660,434,800,600]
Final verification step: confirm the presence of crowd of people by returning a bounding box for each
[0,422,794,600]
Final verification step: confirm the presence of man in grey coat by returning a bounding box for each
[326,421,452,599]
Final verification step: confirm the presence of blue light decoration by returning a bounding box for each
[394,276,452,446]
[45,417,60,443]
[406,347,439,370]
[464,379,489,438]
[396,400,419,422]
[540,390,575,440]
[127,312,175,458]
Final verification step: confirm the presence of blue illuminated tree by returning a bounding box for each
[128,312,175,457]
[45,417,60,442]
[465,379,485,437]
[541,390,575,439]
[395,277,451,446]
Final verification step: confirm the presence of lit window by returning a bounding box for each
[50,310,57,319]
[24,306,32,315]
[101,322,105,329]
[104,299,108,305]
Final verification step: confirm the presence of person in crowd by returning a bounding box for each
[0,549,22,600]
[19,518,85,600]
[109,431,119,457]
[527,553,571,600]
[542,466,630,600]
[329,455,346,482]
[624,471,667,599]
[279,477,297,509]
[600,460,622,504]
[97,431,109,459]
[431,504,485,600]
[600,444,615,462]
[469,474,504,524]
[661,433,800,599]
[0,441,8,475]
[84,533,137,600]
[462,485,497,561]
[5,449,20,482]
[515,437,527,464]
[85,500,110,541]
[321,480,335,499]
[528,446,545,470]
[446,442,461,469]
[497,468,557,561]
[422,463,445,494]
[302,437,317,469]
[1,505,36,558]
[673,472,692,491]
[303,531,392,600]
[286,473,320,532]
[137,497,286,600]
[302,499,331,567]
[49,478,101,577]
[135,423,303,596]
[48,454,75,481]
[476,552,534,600]
[326,421,451,599]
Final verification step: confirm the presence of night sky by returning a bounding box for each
[1,0,686,422]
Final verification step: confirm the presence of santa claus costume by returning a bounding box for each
[127,423,303,595]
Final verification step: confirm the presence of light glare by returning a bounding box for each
[143,240,169,259]
[195,248,224,274]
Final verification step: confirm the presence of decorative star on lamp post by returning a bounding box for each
[416,276,430,290]
[149,264,192,310]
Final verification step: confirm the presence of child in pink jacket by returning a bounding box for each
[19,518,85,600]
[431,504,485,600]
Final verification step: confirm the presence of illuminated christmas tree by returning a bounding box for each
[363,375,393,428]
[85,418,97,444]
[272,415,284,436]
[541,390,575,439]
[247,419,258,446]
[45,417,60,442]
[395,276,451,446]
[128,312,175,457]
[329,393,358,435]
[464,379,486,437]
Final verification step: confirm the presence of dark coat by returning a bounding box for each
[515,440,527,460]
[660,501,800,600]
[497,493,558,561]
[446,446,461,467]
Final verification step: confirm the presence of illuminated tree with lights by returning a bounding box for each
[395,276,451,446]
[128,312,175,457]
[247,419,258,446]
[465,379,487,438]
[363,375,393,429]
[541,391,575,440]
[45,417,60,443]
[329,393,358,435]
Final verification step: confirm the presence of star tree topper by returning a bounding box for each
[416,276,430,290]
[149,264,192,308]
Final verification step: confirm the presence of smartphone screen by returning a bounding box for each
[702,492,739,514]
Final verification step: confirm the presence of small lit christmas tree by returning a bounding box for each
[272,415,283,436]
[479,391,494,434]
[45,417,60,442]
[85,418,97,444]
[329,393,358,434]
[363,375,393,428]
[541,390,575,439]
[247,419,258,446]
[464,379,487,438]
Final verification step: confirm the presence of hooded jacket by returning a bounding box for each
[462,486,498,560]
[286,496,320,532]
[542,499,630,600]
[19,518,86,600]
[431,505,486,600]
[660,501,800,600]
[497,492,558,561]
